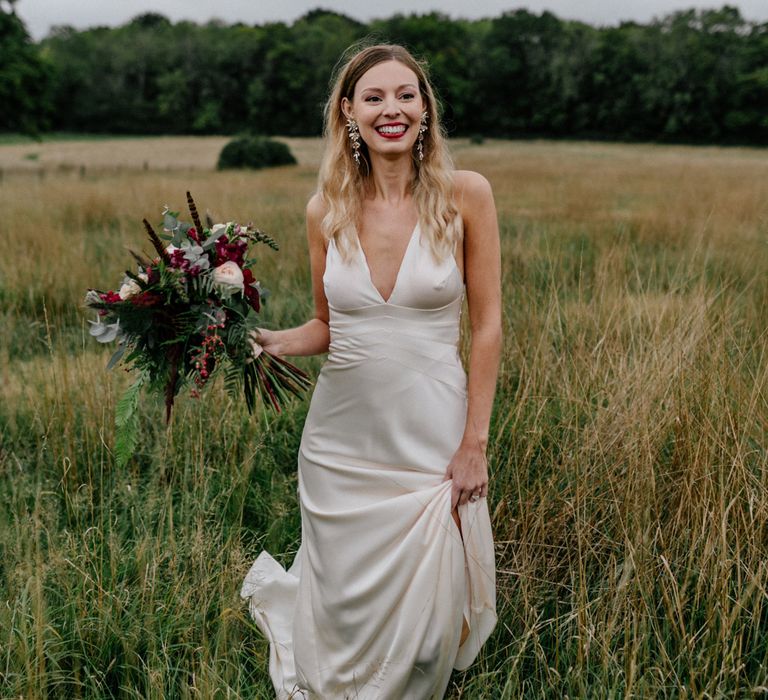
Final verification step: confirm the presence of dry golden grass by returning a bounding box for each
[0,135,324,174]
[1,136,767,698]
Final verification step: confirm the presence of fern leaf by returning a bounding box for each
[114,373,146,468]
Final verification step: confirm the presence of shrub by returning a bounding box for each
[217,136,297,170]
[469,133,485,145]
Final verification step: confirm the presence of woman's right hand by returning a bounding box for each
[247,318,330,358]
[248,328,284,359]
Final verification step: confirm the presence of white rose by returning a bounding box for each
[117,273,148,300]
[213,261,244,289]
[211,223,227,235]
[118,279,141,300]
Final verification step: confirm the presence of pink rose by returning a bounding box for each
[213,260,244,290]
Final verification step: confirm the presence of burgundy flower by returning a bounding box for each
[99,291,122,303]
[215,234,247,266]
[169,249,189,269]
[242,268,261,312]
[187,227,200,243]
[130,291,163,307]
[214,233,229,253]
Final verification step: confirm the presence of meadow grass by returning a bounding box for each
[1,137,767,698]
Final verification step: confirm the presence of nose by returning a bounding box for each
[382,96,401,117]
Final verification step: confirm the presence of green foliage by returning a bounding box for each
[114,371,146,467]
[216,135,297,170]
[12,6,765,144]
[246,11,365,136]
[0,7,54,135]
[16,6,768,144]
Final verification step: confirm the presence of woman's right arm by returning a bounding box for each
[249,194,330,357]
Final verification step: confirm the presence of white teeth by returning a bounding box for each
[377,125,406,134]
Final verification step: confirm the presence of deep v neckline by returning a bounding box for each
[356,223,419,305]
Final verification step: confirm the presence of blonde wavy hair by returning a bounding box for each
[317,43,463,265]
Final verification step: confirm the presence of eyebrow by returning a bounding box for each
[360,83,419,93]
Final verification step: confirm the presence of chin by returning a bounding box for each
[370,143,417,159]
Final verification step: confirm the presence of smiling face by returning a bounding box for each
[341,59,425,161]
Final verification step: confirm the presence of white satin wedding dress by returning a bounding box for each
[240,223,496,699]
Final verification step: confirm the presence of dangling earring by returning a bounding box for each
[416,111,428,162]
[346,118,361,167]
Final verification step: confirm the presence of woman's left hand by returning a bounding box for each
[442,440,489,509]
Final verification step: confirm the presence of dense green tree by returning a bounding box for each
[368,13,478,132]
[246,11,366,135]
[43,24,147,133]
[472,10,577,136]
[23,5,768,145]
[732,22,768,141]
[576,22,659,139]
[0,2,53,134]
[650,8,752,141]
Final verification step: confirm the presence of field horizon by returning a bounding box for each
[1,136,767,698]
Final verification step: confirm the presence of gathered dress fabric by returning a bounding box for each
[240,223,496,699]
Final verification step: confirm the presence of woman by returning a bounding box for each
[240,43,502,699]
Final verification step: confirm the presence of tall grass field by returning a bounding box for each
[1,136,767,698]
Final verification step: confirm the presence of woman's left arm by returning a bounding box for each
[443,170,502,509]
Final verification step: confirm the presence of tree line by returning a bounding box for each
[3,4,768,144]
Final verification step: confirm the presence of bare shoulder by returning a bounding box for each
[450,172,500,313]
[452,169,493,207]
[306,191,328,226]
[306,192,328,247]
[451,170,497,243]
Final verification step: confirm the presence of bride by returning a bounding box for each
[241,43,502,699]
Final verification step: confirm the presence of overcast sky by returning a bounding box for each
[17,0,768,41]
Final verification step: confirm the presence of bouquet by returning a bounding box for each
[84,191,312,466]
